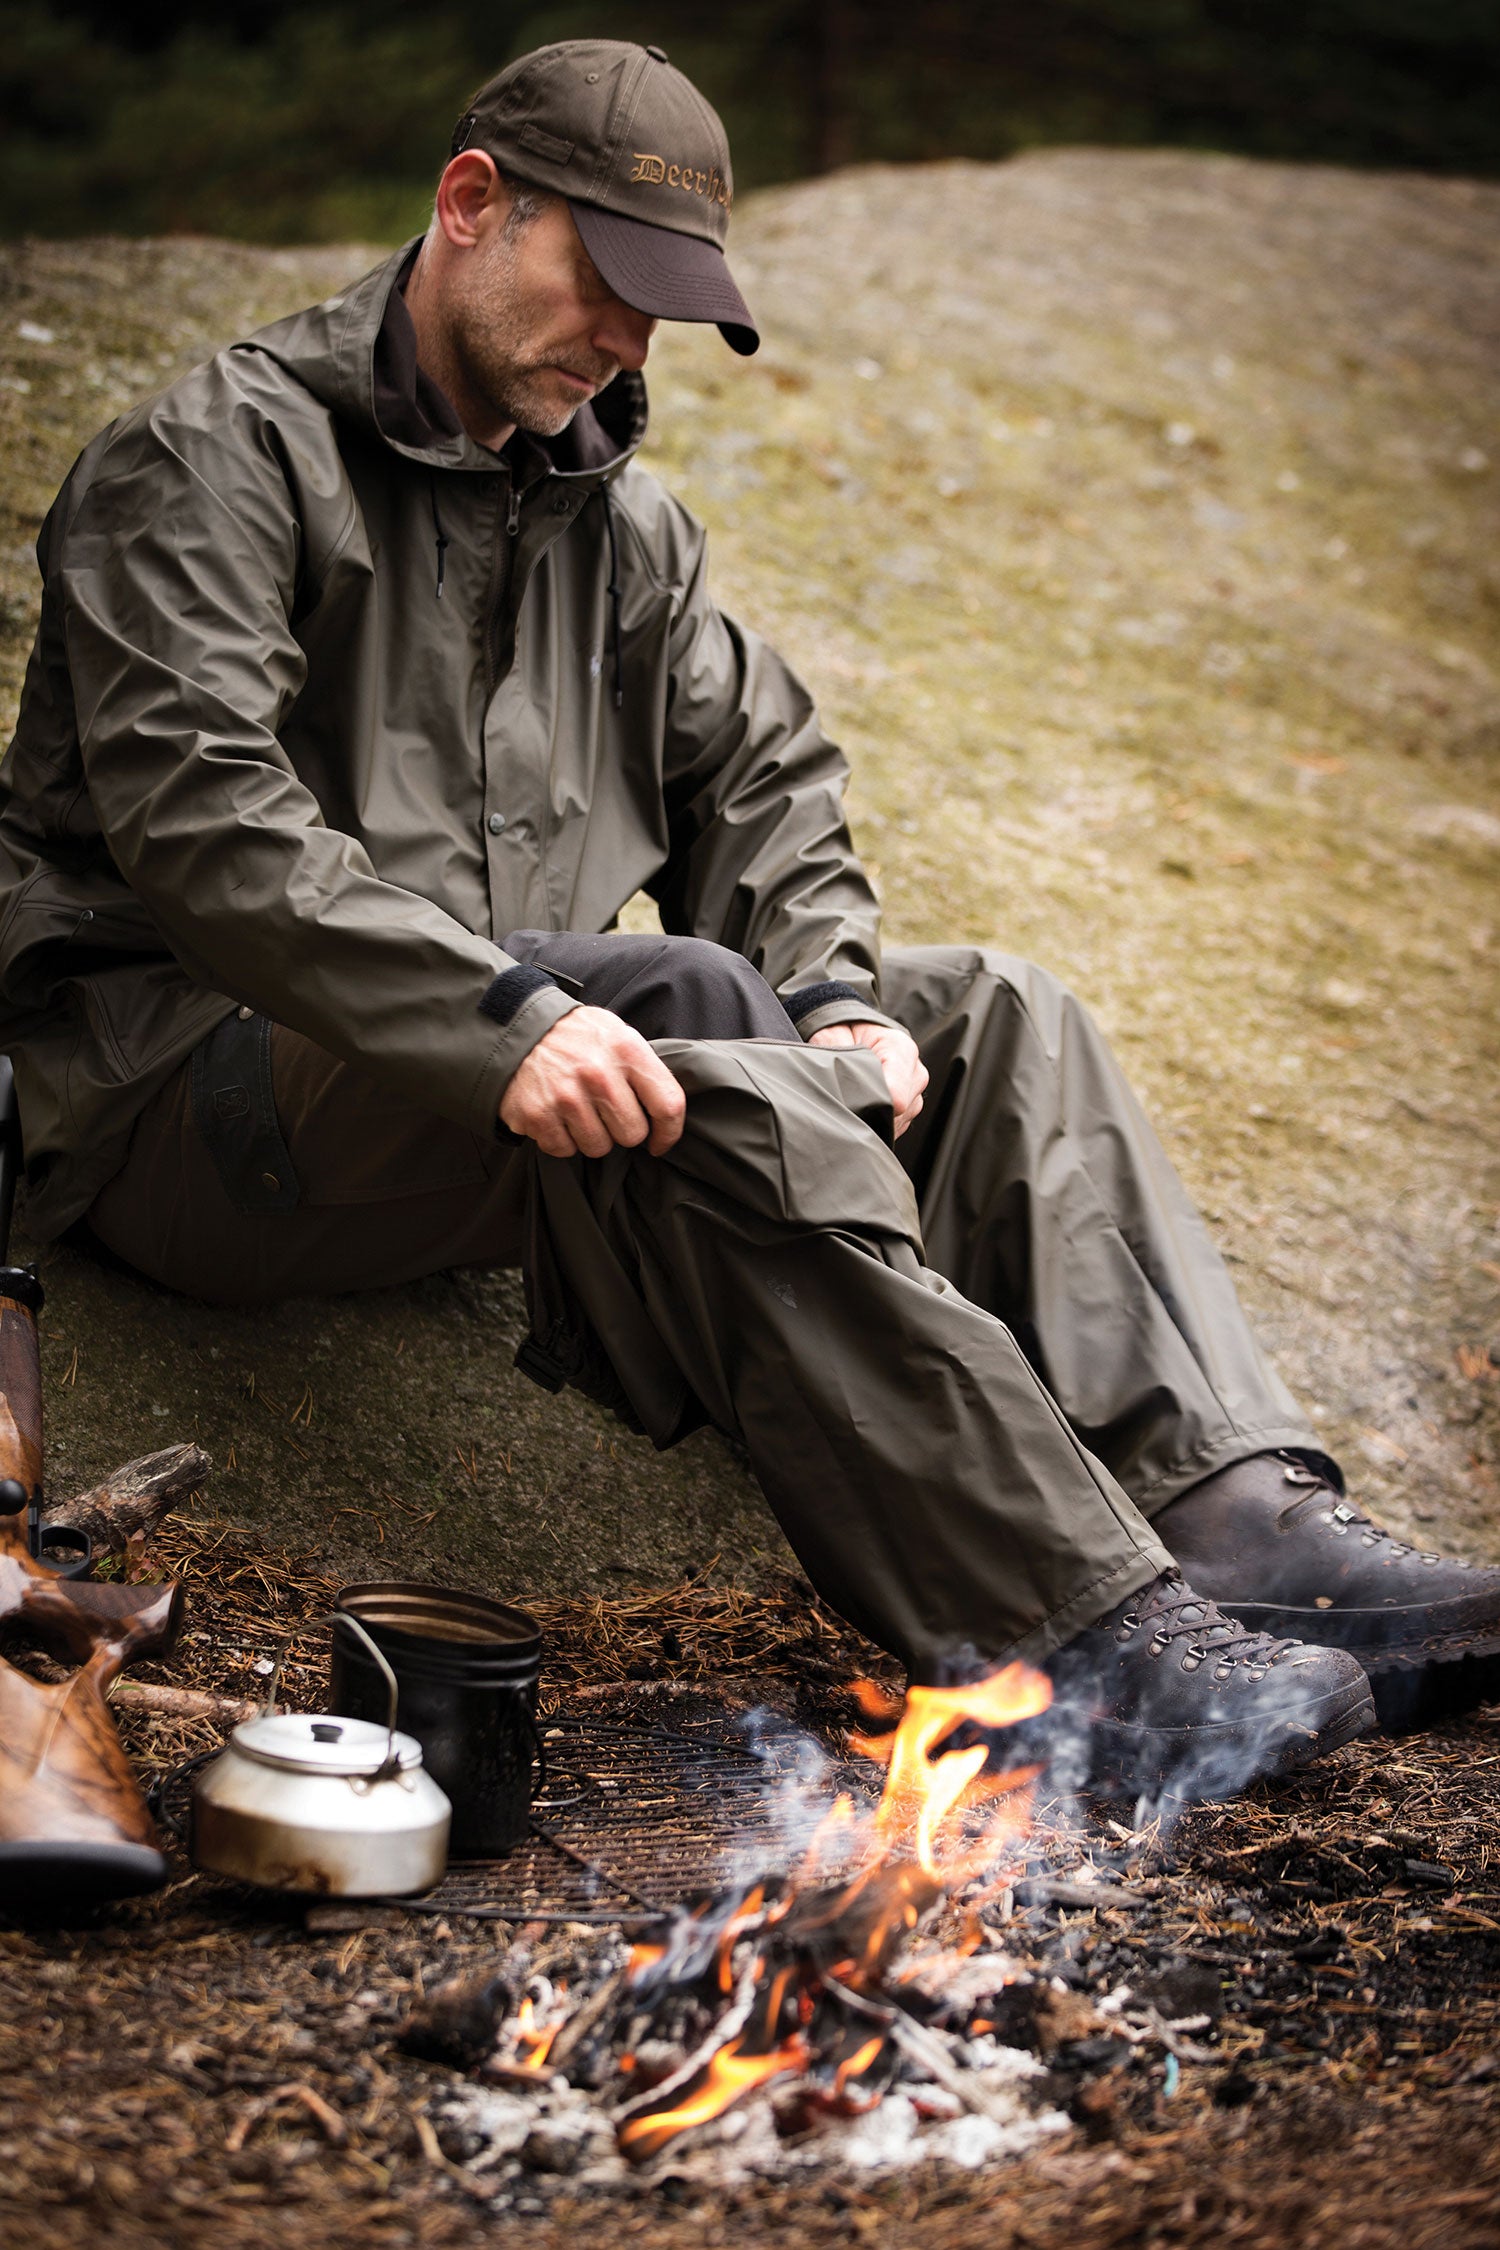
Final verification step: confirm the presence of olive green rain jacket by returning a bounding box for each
[0,243,894,1238]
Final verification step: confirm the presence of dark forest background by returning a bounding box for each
[3,0,1498,243]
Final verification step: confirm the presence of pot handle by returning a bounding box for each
[338,1614,403,1779]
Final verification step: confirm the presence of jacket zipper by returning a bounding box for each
[483,473,523,700]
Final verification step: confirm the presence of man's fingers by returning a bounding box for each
[499,1011,686,1160]
[622,1046,687,1154]
[572,1067,654,1156]
[528,1114,581,1160]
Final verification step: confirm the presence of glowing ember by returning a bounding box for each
[618,2032,812,2160]
[513,1993,563,2072]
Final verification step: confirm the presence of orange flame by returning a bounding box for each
[850,1660,1052,1879]
[513,1993,562,2072]
[616,1658,1050,2159]
[715,1883,765,1994]
[618,2033,810,2160]
[849,1676,904,1723]
[832,2032,885,2100]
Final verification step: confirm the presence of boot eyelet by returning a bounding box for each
[1181,1645,1206,1672]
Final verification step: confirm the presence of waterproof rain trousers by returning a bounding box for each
[88,933,1323,1680]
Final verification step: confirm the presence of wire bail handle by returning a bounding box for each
[337,1613,404,1781]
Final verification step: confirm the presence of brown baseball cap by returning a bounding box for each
[452,39,759,356]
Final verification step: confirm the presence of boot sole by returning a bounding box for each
[1086,1672,1376,1804]
[1221,1602,1500,1674]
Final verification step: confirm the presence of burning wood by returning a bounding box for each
[603,1660,1051,2161]
[409,1657,1087,2181]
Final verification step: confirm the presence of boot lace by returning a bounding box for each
[1116,1570,1299,1680]
[1272,1454,1444,1564]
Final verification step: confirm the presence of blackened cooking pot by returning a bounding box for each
[329,1582,543,1856]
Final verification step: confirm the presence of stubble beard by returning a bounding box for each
[453,228,617,438]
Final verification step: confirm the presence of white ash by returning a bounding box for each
[437,2034,1067,2194]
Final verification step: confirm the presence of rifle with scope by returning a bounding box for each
[0,1055,183,1904]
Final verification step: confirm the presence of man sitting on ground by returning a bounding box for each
[2,41,1496,1800]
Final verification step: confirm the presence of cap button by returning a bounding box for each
[645,44,668,62]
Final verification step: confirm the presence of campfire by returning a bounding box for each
[402,1659,1117,2185]
[613,1662,1053,2159]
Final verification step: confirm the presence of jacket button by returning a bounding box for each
[487,812,506,835]
[553,496,572,514]
[261,1172,281,1193]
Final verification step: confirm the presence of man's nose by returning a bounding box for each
[594,298,657,371]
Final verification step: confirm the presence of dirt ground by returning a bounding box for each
[0,147,1497,2247]
[1,1521,1498,2250]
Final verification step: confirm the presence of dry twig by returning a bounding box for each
[44,1443,212,1553]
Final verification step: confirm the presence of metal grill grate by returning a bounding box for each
[409,1709,873,1922]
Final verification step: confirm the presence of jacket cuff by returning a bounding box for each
[468,978,581,1134]
[480,962,562,1024]
[783,979,863,1025]
[785,987,906,1042]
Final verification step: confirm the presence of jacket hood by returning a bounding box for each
[237,237,648,483]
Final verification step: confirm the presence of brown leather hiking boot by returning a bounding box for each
[1037,1569,1375,1803]
[1155,1452,1500,1675]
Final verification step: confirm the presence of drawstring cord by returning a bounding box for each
[601,484,624,710]
[428,472,450,599]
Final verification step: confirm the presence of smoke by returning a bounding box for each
[732,1705,849,1875]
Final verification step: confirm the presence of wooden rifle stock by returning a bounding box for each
[0,1263,184,1904]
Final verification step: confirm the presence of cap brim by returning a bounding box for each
[570,201,759,356]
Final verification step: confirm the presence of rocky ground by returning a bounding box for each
[2,149,1497,1593]
[1,145,1498,2250]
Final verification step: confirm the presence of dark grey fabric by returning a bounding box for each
[502,928,802,1044]
[876,948,1325,1515]
[513,1023,1171,1676]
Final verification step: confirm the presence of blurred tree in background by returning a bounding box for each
[2,0,1497,242]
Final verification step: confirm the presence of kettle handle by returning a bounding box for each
[337,1614,402,1777]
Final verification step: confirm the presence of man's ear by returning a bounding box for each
[435,150,502,249]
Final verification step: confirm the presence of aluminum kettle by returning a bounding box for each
[191,1619,450,1896]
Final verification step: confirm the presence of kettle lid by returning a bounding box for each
[230,1711,425,1777]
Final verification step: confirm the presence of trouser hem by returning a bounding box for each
[986,1541,1172,1676]
[1130,1423,1342,1517]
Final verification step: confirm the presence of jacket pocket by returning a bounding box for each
[190,1011,301,1215]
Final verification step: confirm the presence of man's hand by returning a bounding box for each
[806,1020,928,1137]
[499,1006,686,1159]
